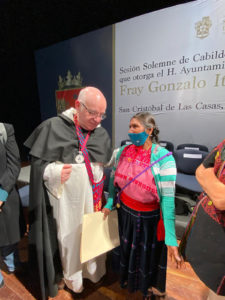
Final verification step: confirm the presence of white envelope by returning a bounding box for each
[80,210,120,264]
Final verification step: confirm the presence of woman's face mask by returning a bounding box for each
[128,117,150,146]
[128,131,149,146]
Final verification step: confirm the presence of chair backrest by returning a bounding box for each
[159,140,174,152]
[177,143,208,152]
[120,139,132,146]
[173,149,208,175]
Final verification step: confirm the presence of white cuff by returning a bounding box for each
[104,148,120,168]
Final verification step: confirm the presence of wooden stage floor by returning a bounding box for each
[0,236,209,300]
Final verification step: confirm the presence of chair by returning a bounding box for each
[177,143,208,152]
[18,185,30,233]
[174,148,208,194]
[120,139,132,146]
[159,140,174,152]
[17,165,31,184]
[173,148,208,238]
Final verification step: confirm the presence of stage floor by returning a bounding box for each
[0,235,209,300]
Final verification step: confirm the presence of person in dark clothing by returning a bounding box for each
[0,123,24,288]
[180,138,225,299]
[24,87,112,299]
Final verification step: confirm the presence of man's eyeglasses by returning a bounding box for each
[80,102,107,120]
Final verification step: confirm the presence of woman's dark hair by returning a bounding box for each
[131,112,160,143]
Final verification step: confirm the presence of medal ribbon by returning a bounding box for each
[74,117,105,211]
[80,130,91,153]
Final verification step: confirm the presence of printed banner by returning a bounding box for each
[115,0,225,150]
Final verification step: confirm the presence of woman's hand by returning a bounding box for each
[61,164,72,184]
[167,246,183,269]
[101,207,111,220]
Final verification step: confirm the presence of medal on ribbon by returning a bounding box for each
[75,150,84,163]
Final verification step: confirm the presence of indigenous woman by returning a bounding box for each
[180,138,225,299]
[102,112,181,299]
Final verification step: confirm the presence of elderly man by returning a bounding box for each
[25,87,112,299]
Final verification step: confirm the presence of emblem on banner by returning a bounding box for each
[195,16,212,39]
[55,70,84,114]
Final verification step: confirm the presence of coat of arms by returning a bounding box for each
[55,70,84,114]
[195,16,212,39]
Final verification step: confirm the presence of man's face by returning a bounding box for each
[75,97,107,131]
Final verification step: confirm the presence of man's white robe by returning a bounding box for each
[43,161,106,293]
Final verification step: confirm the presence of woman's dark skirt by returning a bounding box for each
[181,200,225,296]
[116,202,167,296]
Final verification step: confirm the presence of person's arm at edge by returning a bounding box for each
[196,164,225,210]
[0,124,21,203]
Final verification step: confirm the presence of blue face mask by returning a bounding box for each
[128,131,149,146]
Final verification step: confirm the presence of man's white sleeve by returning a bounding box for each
[43,162,64,199]
[104,148,120,168]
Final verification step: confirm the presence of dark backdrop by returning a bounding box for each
[0,0,194,160]
[35,25,113,136]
